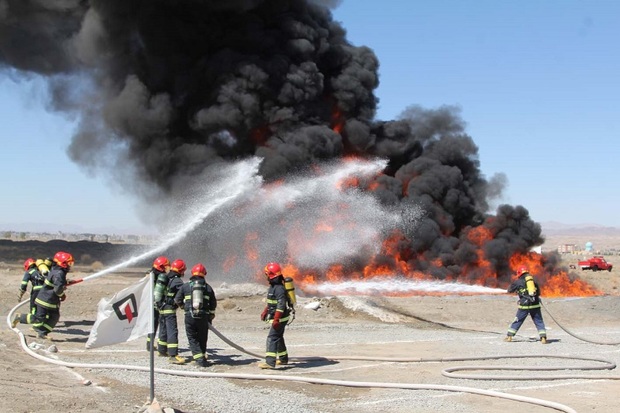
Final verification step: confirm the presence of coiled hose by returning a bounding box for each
[6,298,619,413]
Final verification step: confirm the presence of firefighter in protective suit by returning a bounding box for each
[12,258,45,327]
[175,263,217,367]
[31,251,74,339]
[258,262,293,369]
[147,256,170,351]
[158,259,187,364]
[504,265,548,344]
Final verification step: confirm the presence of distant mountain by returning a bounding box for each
[0,221,154,236]
[540,222,620,236]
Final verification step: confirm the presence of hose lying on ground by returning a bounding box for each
[7,300,620,413]
[541,300,620,345]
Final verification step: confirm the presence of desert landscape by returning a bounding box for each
[0,233,619,413]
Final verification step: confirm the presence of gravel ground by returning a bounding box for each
[2,270,620,413]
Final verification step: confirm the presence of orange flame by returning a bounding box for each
[509,252,602,296]
[221,166,601,298]
[331,106,345,134]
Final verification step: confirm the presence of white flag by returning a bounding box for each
[86,275,153,349]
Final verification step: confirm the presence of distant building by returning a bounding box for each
[558,244,577,254]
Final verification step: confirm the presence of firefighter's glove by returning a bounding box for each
[272,311,282,329]
[209,314,215,324]
[260,307,268,322]
[17,290,25,302]
[60,294,67,302]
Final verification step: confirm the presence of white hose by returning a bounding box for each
[11,302,603,413]
[541,300,620,345]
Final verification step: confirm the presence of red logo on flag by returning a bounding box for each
[112,294,139,323]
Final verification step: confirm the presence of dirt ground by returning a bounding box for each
[1,252,619,412]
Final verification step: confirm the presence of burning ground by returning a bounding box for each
[0,0,598,296]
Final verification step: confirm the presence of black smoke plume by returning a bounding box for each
[1,0,560,286]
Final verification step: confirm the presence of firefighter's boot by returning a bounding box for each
[11,314,20,328]
[258,362,275,370]
[541,337,548,344]
[169,355,187,365]
[503,336,512,342]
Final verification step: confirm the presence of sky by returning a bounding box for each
[1,0,619,235]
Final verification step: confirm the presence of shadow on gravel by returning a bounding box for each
[207,347,261,366]
[61,319,95,327]
[287,357,339,369]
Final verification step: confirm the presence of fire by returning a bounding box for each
[244,232,259,261]
[250,124,271,145]
[225,163,601,299]
[331,105,345,134]
[510,252,602,297]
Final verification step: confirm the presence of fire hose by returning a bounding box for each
[7,299,620,413]
[540,300,620,345]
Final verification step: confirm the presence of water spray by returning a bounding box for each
[70,157,394,286]
[73,158,264,284]
[306,278,506,296]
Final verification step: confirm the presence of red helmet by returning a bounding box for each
[264,262,282,280]
[191,263,207,277]
[171,259,187,275]
[152,256,170,272]
[23,258,36,271]
[516,265,529,277]
[53,251,74,269]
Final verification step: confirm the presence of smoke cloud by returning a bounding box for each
[1,1,556,286]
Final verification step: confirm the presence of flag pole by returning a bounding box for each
[148,271,155,404]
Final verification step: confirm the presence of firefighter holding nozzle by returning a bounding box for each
[504,265,548,344]
[175,263,217,367]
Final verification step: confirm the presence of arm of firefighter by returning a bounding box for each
[53,273,68,297]
[173,287,184,308]
[21,272,30,288]
[507,281,518,293]
[209,288,217,312]
[260,306,269,321]
[272,310,282,329]
[209,288,217,319]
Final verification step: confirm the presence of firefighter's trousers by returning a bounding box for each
[507,307,547,338]
[32,304,60,336]
[265,320,288,367]
[158,310,180,356]
[29,289,40,316]
[184,312,209,362]
[18,290,41,324]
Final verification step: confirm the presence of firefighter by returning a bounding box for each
[12,258,45,327]
[258,262,293,369]
[175,263,217,367]
[31,251,74,339]
[147,256,170,352]
[504,265,548,344]
[158,258,187,364]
